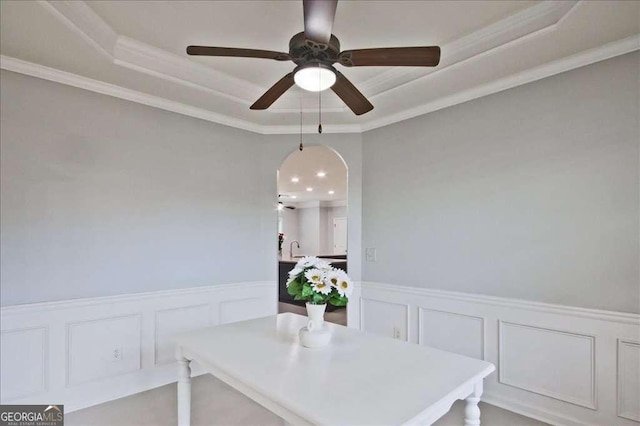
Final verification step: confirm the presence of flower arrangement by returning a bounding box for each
[286,256,353,306]
[278,232,285,253]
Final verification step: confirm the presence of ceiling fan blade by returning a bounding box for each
[331,70,373,116]
[250,73,295,110]
[303,0,338,44]
[187,46,291,61]
[338,46,440,67]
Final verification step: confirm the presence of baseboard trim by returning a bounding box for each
[64,364,208,413]
[483,391,592,426]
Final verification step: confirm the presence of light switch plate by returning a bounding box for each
[365,248,377,262]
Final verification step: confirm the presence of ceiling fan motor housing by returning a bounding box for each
[289,32,340,66]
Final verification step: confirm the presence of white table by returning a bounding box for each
[174,313,495,426]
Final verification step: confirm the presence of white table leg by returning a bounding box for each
[176,346,192,426]
[464,382,483,426]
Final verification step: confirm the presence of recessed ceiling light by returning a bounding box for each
[306,187,313,192]
[316,171,326,178]
[328,190,335,195]
[291,195,297,199]
[291,177,299,183]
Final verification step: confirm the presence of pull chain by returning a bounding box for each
[318,64,323,134]
[299,91,304,151]
[318,90,323,134]
[299,110,303,151]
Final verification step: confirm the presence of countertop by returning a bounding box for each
[279,255,347,264]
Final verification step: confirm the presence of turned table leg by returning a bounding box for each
[176,347,192,426]
[464,382,483,426]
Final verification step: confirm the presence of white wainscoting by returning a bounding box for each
[0,327,48,400]
[360,298,410,342]
[498,321,596,409]
[419,308,484,360]
[618,340,640,422]
[154,304,209,365]
[349,281,640,426]
[67,314,142,386]
[0,281,277,412]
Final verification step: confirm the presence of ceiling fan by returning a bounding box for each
[186,0,440,116]
[278,195,296,210]
[278,201,296,210]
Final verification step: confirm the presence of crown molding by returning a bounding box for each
[37,0,581,108]
[37,0,117,59]
[113,36,260,105]
[0,55,362,134]
[0,55,264,134]
[261,124,362,134]
[5,1,639,135]
[360,34,640,132]
[38,0,260,107]
[358,0,580,98]
[268,105,347,114]
[323,199,347,208]
[290,199,348,208]
[3,34,637,135]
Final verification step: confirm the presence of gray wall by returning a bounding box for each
[362,52,639,314]
[3,53,636,313]
[0,70,266,305]
[297,206,320,255]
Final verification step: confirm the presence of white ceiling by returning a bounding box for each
[278,146,347,203]
[1,1,638,134]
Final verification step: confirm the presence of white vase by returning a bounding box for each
[299,303,331,348]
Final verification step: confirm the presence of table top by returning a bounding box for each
[175,313,495,426]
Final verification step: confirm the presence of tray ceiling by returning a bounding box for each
[1,1,638,134]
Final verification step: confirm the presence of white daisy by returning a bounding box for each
[315,260,332,271]
[324,270,341,288]
[285,275,296,288]
[297,256,320,269]
[304,268,324,284]
[335,271,353,297]
[311,280,332,295]
[288,266,303,278]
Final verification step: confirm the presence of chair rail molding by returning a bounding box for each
[349,281,640,426]
[0,281,277,412]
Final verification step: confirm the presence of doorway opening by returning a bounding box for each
[276,145,348,325]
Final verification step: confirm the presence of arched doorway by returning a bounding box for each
[276,145,348,325]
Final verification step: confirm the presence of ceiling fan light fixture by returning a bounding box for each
[294,64,336,92]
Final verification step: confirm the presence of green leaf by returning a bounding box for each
[301,283,314,298]
[311,293,326,304]
[287,279,302,297]
[329,295,347,307]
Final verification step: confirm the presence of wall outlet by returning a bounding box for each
[365,248,377,262]
[393,327,402,340]
[111,346,123,362]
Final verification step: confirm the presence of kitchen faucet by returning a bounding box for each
[289,240,300,258]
